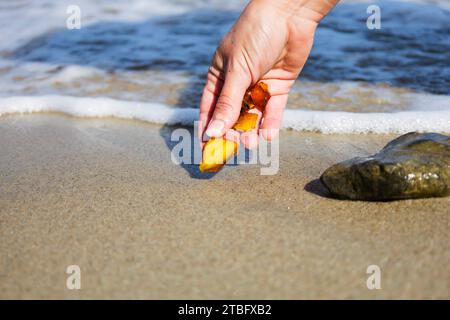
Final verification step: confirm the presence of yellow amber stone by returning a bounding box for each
[199,137,238,173]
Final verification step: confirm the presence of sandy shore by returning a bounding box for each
[0,114,448,299]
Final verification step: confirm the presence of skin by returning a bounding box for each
[199,0,339,148]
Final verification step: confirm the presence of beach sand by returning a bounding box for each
[0,114,448,299]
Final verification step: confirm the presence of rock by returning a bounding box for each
[320,132,450,201]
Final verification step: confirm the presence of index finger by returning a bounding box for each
[198,72,223,144]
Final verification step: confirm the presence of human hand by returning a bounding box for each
[199,0,338,148]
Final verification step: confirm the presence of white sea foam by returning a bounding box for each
[0,96,197,126]
[282,109,450,134]
[0,95,449,134]
[0,0,449,134]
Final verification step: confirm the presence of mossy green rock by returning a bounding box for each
[320,132,450,200]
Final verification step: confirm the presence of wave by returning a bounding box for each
[0,95,449,134]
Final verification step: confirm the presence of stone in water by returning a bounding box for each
[320,132,450,200]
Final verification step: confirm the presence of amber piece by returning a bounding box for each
[243,90,254,109]
[233,111,258,132]
[251,82,270,108]
[200,82,270,173]
[243,82,271,110]
[199,137,238,173]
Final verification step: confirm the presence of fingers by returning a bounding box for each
[256,75,297,96]
[240,94,287,148]
[199,73,222,143]
[199,64,288,150]
[260,94,288,141]
[205,70,251,138]
[240,109,263,149]
[240,131,260,149]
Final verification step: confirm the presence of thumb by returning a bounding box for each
[205,69,251,138]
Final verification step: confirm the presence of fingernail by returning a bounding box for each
[205,120,225,137]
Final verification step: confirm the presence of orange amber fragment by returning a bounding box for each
[250,82,271,108]
[199,137,238,173]
[243,82,271,110]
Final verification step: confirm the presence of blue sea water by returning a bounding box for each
[0,0,449,133]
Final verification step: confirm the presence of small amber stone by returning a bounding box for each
[233,111,259,132]
[199,137,238,172]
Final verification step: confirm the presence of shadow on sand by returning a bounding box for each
[304,179,334,199]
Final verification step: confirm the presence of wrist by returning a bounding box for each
[252,0,338,23]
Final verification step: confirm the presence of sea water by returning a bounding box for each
[0,0,449,133]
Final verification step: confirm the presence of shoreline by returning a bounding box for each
[0,114,448,299]
[1,95,449,134]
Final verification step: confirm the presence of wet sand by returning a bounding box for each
[0,114,448,299]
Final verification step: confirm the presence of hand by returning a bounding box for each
[199,0,338,148]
